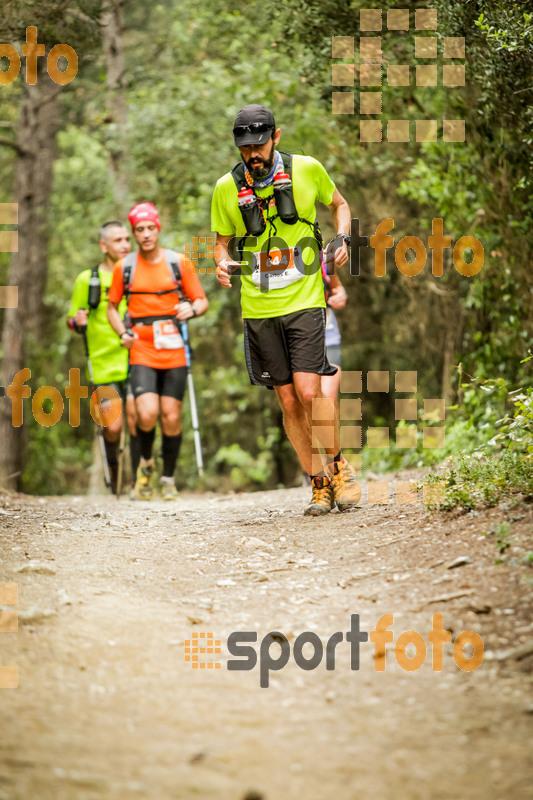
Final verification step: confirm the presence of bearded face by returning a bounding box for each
[242,139,276,179]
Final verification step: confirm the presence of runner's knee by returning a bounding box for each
[104,418,122,440]
[277,388,301,416]
[137,408,158,430]
[161,409,180,430]
[295,386,317,409]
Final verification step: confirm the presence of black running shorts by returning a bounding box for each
[129,364,188,401]
[94,380,128,401]
[243,308,337,387]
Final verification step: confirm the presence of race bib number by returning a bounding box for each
[251,246,305,290]
[153,319,184,350]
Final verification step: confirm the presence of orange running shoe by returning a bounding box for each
[304,475,335,516]
[326,457,360,512]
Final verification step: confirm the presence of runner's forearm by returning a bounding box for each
[328,272,342,290]
[191,297,209,317]
[214,234,236,267]
[214,233,239,288]
[328,188,351,236]
[107,301,127,337]
[332,203,351,236]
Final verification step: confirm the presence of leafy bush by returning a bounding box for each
[423,356,533,510]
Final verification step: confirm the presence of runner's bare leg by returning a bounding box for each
[275,384,313,474]
[135,393,159,432]
[275,372,340,475]
[160,397,182,436]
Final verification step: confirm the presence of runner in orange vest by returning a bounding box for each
[107,203,208,500]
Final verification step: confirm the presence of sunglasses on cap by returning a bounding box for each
[233,122,274,137]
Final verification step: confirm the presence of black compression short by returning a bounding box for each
[129,364,188,401]
[243,308,337,387]
[93,380,128,401]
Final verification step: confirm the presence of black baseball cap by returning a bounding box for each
[233,104,276,146]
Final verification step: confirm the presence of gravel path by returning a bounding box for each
[0,487,532,800]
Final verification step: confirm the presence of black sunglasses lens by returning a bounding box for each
[249,123,271,132]
[233,123,272,137]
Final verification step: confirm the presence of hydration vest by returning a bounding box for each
[121,249,183,327]
[230,151,323,258]
[122,249,182,297]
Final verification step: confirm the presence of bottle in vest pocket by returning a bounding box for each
[237,188,266,237]
[273,172,298,224]
[88,269,101,309]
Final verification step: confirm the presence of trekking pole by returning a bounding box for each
[116,422,126,499]
[178,312,204,477]
[116,318,134,499]
[81,326,112,491]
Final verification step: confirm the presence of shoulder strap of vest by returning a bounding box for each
[231,162,247,192]
[122,251,138,293]
[163,249,182,286]
[279,150,293,175]
[279,151,321,242]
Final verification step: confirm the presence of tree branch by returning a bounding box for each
[0,137,26,156]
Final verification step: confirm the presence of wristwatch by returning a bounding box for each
[338,233,351,246]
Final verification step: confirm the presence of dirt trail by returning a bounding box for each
[0,485,532,800]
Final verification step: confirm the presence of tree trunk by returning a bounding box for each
[441,300,464,406]
[101,0,129,214]
[0,67,59,489]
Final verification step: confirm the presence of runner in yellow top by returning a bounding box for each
[211,104,359,515]
[68,221,139,494]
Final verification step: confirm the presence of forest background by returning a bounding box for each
[0,0,531,499]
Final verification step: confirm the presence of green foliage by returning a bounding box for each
[24,416,93,495]
[494,522,512,555]
[482,521,515,566]
[214,443,273,489]
[490,386,533,457]
[424,451,527,511]
[422,365,533,511]
[362,366,514,477]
